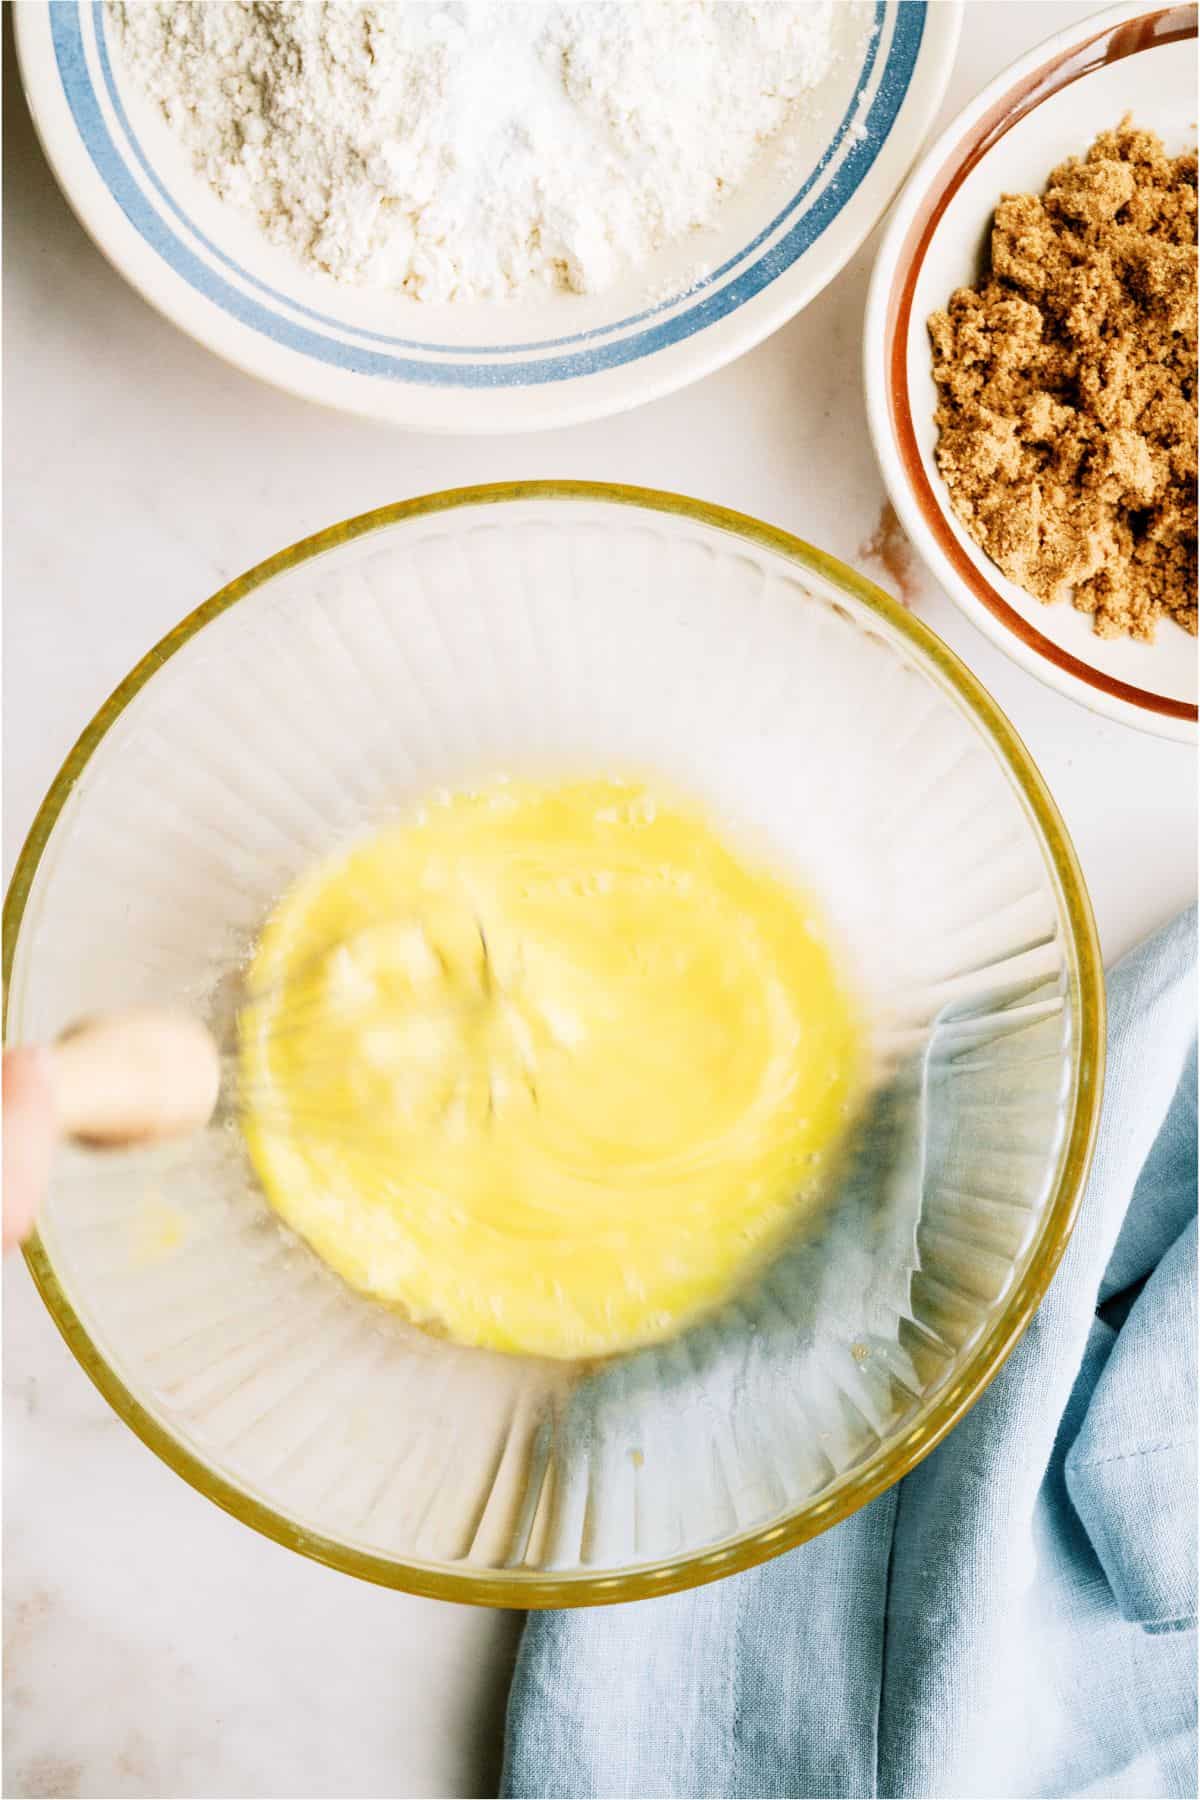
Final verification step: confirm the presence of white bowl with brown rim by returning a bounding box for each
[864,1,1197,744]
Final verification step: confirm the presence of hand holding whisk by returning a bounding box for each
[2,1011,222,1250]
[4,912,535,1211]
[11,1011,223,1151]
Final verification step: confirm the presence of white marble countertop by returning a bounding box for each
[3,4,1195,1796]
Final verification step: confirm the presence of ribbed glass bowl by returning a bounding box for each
[4,484,1104,1606]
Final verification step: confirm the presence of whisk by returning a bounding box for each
[23,915,533,1153]
[20,1009,224,1151]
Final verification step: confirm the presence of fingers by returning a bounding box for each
[3,1047,58,1251]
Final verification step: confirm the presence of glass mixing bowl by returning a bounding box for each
[4,484,1104,1606]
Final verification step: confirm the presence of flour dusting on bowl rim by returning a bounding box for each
[16,1,960,432]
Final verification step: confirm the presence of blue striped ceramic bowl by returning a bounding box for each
[17,2,959,433]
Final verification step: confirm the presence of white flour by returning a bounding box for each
[109,1,841,303]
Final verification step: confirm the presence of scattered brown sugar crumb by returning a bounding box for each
[928,120,1197,641]
[859,500,920,606]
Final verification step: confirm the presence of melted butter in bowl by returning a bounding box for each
[239,776,864,1359]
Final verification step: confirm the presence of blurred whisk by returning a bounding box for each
[31,912,545,1155]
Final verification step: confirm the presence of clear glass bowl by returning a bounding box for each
[4,485,1104,1606]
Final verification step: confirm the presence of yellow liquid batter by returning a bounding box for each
[240,777,862,1359]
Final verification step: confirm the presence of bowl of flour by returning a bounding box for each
[17,1,960,431]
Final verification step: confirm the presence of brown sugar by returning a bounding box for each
[859,500,920,606]
[928,121,1197,641]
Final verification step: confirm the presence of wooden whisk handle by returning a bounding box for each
[50,1010,221,1149]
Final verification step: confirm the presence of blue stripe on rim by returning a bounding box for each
[88,0,891,358]
[86,0,893,358]
[53,1,924,388]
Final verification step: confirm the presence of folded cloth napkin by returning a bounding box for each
[504,910,1198,1800]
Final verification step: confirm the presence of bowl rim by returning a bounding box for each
[863,0,1198,745]
[3,481,1106,1608]
[14,0,962,434]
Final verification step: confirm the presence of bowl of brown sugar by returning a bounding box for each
[865,1,1197,742]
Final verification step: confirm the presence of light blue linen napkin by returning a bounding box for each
[504,909,1198,1800]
